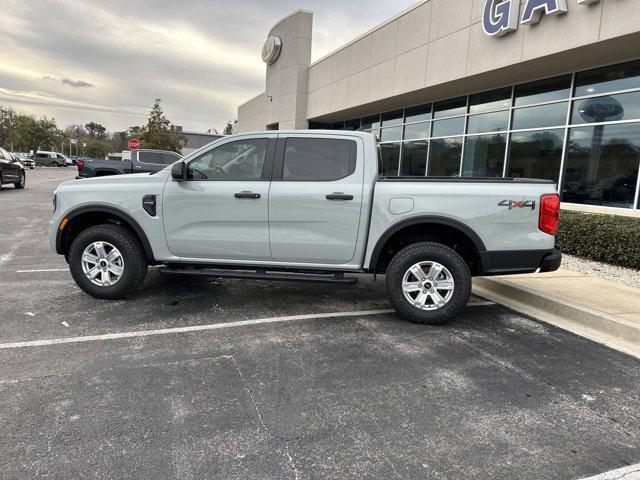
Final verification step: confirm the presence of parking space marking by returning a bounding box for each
[0,309,395,350]
[579,463,640,479]
[0,301,497,351]
[16,268,68,273]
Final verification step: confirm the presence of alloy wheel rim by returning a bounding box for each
[401,261,455,311]
[81,241,124,287]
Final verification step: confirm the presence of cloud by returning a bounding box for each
[0,0,417,131]
[42,76,94,88]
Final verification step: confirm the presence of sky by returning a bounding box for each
[0,0,418,133]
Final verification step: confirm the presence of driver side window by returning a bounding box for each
[188,139,268,181]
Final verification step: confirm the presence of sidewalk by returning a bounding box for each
[473,269,640,359]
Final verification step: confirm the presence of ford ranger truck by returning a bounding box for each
[49,131,561,325]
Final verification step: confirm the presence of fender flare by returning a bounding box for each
[368,215,487,272]
[56,205,155,262]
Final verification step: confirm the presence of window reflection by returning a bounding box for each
[512,102,568,130]
[515,75,572,106]
[508,129,564,181]
[401,141,428,176]
[563,123,640,208]
[462,134,507,177]
[379,142,401,176]
[432,117,465,137]
[575,60,640,97]
[467,110,509,134]
[469,87,512,114]
[428,138,462,177]
[571,92,640,124]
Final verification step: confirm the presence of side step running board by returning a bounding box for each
[158,267,359,285]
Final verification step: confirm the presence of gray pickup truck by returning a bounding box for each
[49,131,561,324]
[76,149,181,178]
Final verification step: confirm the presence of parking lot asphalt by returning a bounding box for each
[0,168,639,479]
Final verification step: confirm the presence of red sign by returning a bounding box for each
[128,138,140,150]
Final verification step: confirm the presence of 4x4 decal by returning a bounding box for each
[498,199,536,210]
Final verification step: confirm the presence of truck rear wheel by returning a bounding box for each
[385,242,471,325]
[68,224,148,299]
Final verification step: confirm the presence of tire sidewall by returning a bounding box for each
[15,171,25,189]
[69,226,143,298]
[386,243,471,324]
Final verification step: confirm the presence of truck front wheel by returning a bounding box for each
[68,224,148,299]
[385,242,471,325]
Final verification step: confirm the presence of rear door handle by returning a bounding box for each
[326,193,354,201]
[234,191,261,199]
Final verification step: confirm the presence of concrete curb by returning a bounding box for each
[472,277,640,359]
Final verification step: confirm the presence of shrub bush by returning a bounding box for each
[556,210,640,270]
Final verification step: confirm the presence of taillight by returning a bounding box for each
[77,160,84,172]
[539,193,560,235]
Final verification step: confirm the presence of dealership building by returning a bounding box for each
[237,0,640,213]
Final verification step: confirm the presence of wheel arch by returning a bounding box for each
[368,216,487,274]
[56,205,155,263]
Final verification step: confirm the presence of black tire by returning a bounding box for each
[14,170,25,189]
[52,161,60,167]
[68,224,148,299]
[385,242,471,325]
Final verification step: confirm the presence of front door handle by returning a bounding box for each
[326,193,353,201]
[234,191,261,199]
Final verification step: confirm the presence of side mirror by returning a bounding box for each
[171,161,186,181]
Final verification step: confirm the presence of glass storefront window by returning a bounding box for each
[381,110,404,126]
[434,97,467,119]
[380,125,403,142]
[515,75,572,106]
[344,118,362,131]
[401,140,428,176]
[432,117,465,137]
[379,142,401,176]
[428,138,462,177]
[467,110,509,134]
[462,134,507,177]
[362,115,381,130]
[575,60,640,97]
[404,122,430,140]
[405,104,431,123]
[512,102,568,130]
[571,92,640,125]
[469,87,512,114]
[507,129,564,181]
[562,123,640,208]
[331,122,345,130]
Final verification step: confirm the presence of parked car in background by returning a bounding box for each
[35,151,72,167]
[11,152,35,169]
[76,149,181,178]
[51,131,561,325]
[0,147,26,190]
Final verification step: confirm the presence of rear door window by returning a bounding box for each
[281,138,356,181]
[138,151,161,164]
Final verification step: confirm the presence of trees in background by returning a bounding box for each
[0,107,66,153]
[0,98,196,156]
[223,120,237,135]
[136,99,185,153]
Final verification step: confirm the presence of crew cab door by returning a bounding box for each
[162,135,276,261]
[268,134,364,264]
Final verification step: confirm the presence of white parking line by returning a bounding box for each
[578,463,640,479]
[0,309,396,350]
[16,268,68,273]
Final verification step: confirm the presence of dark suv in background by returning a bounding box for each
[0,147,25,190]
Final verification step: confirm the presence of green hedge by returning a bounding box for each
[556,210,640,270]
